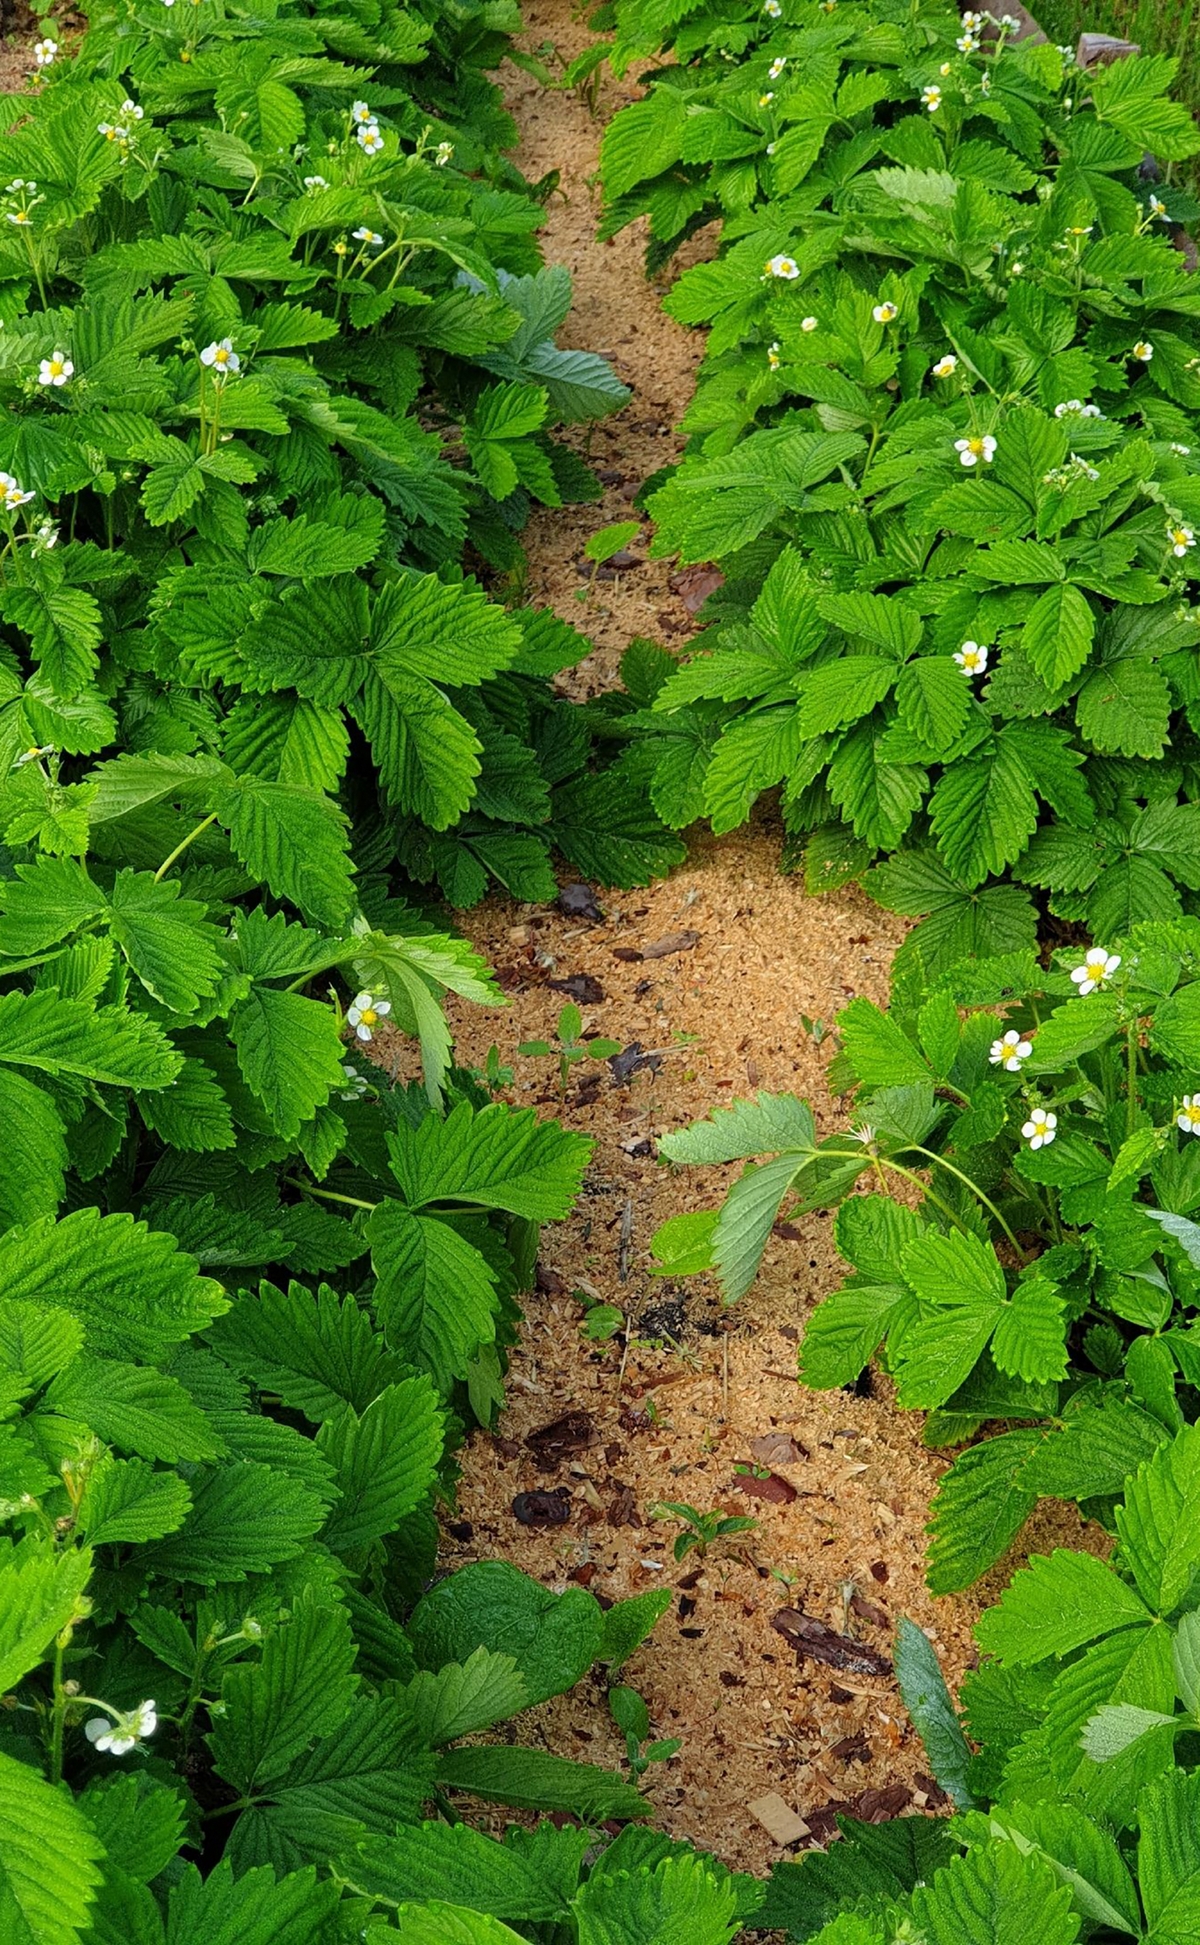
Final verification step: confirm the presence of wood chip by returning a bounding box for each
[641,930,700,959]
[750,1431,809,1467]
[731,1468,797,1506]
[524,1410,598,1467]
[749,1792,811,1846]
[771,1608,893,1677]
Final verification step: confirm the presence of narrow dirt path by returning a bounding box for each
[433,4,1051,1875]
[441,4,1104,1874]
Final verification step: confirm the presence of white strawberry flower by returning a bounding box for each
[764,0,782,13]
[357,124,384,156]
[1079,402,1103,417]
[1168,522,1196,558]
[921,85,942,113]
[347,992,391,1042]
[873,300,898,323]
[351,100,374,124]
[932,353,957,378]
[339,1062,369,1101]
[352,226,384,245]
[434,142,454,166]
[767,341,781,368]
[955,433,997,466]
[954,640,988,676]
[759,92,774,106]
[769,56,787,78]
[1022,1107,1057,1150]
[990,1028,1032,1071]
[6,210,32,227]
[33,39,57,66]
[764,253,800,279]
[801,315,818,331]
[85,1699,157,1756]
[37,352,72,387]
[956,31,979,50]
[32,521,57,553]
[1133,340,1154,362]
[1071,947,1120,995]
[303,174,328,190]
[1171,443,1192,456]
[14,743,52,766]
[200,338,240,376]
[1148,195,1168,220]
[98,124,128,144]
[980,71,992,94]
[1178,1096,1200,1135]
[122,100,144,120]
[0,472,34,508]
[961,9,983,24]
[1054,399,1083,418]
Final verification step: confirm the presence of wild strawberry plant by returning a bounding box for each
[601,0,1200,971]
[654,917,1200,1587]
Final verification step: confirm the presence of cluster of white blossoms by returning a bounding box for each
[1168,522,1196,558]
[4,178,40,228]
[304,174,328,191]
[37,351,72,387]
[990,1028,1032,1071]
[1071,947,1120,995]
[347,992,391,1041]
[85,1699,157,1757]
[200,338,240,380]
[0,472,34,510]
[955,433,996,467]
[352,100,385,156]
[763,253,799,279]
[1053,399,1103,419]
[1022,1106,1056,1150]
[954,640,988,677]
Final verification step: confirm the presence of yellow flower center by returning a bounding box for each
[49,359,62,375]
[360,1008,377,1027]
[967,438,984,455]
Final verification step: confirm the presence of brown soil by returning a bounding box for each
[401,0,1103,1879]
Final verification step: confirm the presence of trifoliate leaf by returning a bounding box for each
[385,1101,591,1220]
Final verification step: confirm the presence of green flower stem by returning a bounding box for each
[281,1177,376,1211]
[908,1143,1029,1259]
[153,811,218,883]
[48,1632,68,1786]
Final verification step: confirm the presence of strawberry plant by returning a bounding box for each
[654,916,1200,1588]
[600,1,1200,971]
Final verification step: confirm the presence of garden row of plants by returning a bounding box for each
[0,1,717,1939]
[583,0,1200,1937]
